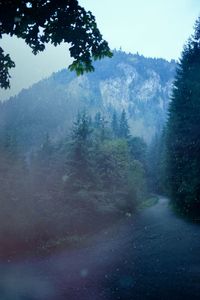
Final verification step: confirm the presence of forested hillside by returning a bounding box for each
[0,50,178,256]
[0,50,176,154]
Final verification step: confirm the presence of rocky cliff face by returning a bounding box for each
[97,62,174,141]
[54,51,176,142]
[0,51,176,150]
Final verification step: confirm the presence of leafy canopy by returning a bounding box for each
[0,0,112,89]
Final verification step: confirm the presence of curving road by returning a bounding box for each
[1,197,200,300]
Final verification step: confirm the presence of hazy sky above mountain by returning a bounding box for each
[0,0,199,101]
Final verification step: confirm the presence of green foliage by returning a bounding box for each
[128,160,147,205]
[96,139,130,191]
[0,108,149,255]
[119,109,130,139]
[0,0,112,89]
[0,48,15,89]
[138,195,159,210]
[111,111,119,138]
[67,111,94,190]
[128,136,147,164]
[93,112,110,142]
[63,111,147,211]
[147,130,167,194]
[166,17,200,214]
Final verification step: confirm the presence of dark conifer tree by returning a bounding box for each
[119,109,130,139]
[111,111,119,138]
[93,113,109,142]
[68,111,93,190]
[166,17,200,213]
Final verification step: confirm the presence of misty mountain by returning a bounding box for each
[0,50,176,151]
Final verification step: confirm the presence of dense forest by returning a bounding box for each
[0,109,148,256]
[166,17,200,216]
[0,49,177,256]
[149,17,200,218]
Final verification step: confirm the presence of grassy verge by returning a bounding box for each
[138,195,159,210]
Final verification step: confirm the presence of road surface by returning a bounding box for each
[1,196,200,300]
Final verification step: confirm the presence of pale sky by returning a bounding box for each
[0,0,199,101]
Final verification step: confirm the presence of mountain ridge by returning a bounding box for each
[0,50,176,151]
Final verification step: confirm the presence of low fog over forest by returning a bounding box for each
[0,1,200,299]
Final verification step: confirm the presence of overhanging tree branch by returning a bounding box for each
[0,0,112,89]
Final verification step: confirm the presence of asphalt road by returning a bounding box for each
[1,197,200,300]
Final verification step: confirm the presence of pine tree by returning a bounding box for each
[166,17,200,214]
[119,109,130,139]
[111,111,119,138]
[93,112,109,142]
[68,111,93,190]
